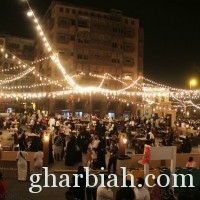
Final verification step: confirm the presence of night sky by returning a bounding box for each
[1,0,200,89]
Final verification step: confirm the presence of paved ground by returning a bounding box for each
[1,128,200,199]
[0,128,117,200]
[5,176,68,200]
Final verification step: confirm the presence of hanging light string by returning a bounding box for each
[143,81,199,99]
[0,50,200,98]
[107,73,128,86]
[24,0,77,88]
[98,73,107,88]
[1,2,199,101]
[185,100,200,110]
[0,67,35,85]
[113,76,141,93]
[1,82,65,90]
[31,55,52,64]
[0,49,52,74]
[172,96,200,110]
[106,95,159,108]
[143,77,188,91]
[0,50,173,94]
[2,43,196,97]
[171,94,186,107]
[70,73,193,95]
[143,76,200,93]
[0,63,28,73]
[0,47,69,89]
[0,46,29,67]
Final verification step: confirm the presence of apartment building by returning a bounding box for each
[36,1,144,118]
[0,35,35,113]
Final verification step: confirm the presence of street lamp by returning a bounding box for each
[189,79,197,90]
[189,79,197,118]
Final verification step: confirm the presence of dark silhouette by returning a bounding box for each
[116,180,135,200]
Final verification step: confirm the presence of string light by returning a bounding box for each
[0,1,199,105]
[0,47,69,89]
[98,73,107,88]
[24,0,77,87]
[31,55,52,64]
[0,67,35,84]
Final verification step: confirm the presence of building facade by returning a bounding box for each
[35,1,144,118]
[0,35,35,113]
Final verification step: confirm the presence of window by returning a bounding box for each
[58,18,70,28]
[78,20,89,28]
[78,38,84,43]
[59,7,64,12]
[124,27,135,38]
[110,15,121,22]
[83,55,88,59]
[112,59,120,63]
[112,59,115,63]
[6,43,19,50]
[123,58,134,66]
[57,34,70,43]
[65,8,70,13]
[77,49,89,60]
[112,42,117,48]
[113,28,123,34]
[75,112,83,118]
[77,54,83,59]
[93,102,101,110]
[71,19,76,25]
[77,54,88,60]
[105,15,109,19]
[131,20,135,25]
[72,10,76,14]
[108,112,115,119]
[0,39,4,46]
[124,43,135,52]
[24,45,34,51]
[71,35,75,41]
[3,62,8,69]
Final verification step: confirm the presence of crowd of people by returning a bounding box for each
[0,112,200,199]
[65,168,178,200]
[1,112,200,169]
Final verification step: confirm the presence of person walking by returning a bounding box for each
[107,140,118,174]
[16,146,28,181]
[34,147,44,174]
[97,137,106,169]
[72,166,86,200]
[65,136,76,166]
